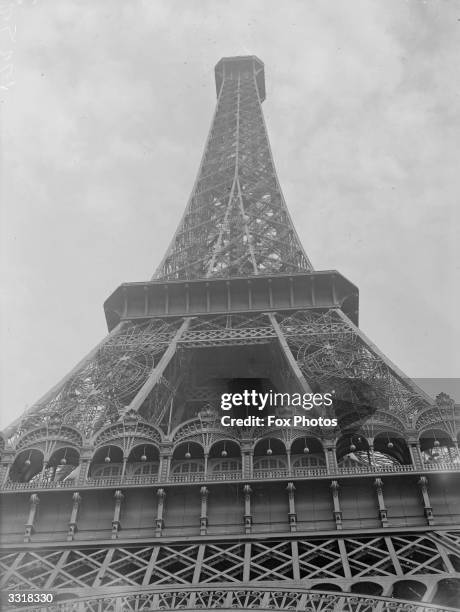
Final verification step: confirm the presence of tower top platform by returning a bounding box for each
[215,55,266,101]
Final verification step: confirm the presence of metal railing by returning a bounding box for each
[2,461,459,492]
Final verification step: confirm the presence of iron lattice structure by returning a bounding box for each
[1,56,460,612]
[154,56,312,280]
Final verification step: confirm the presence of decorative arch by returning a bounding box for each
[14,425,82,460]
[416,407,455,435]
[92,418,162,453]
[170,416,239,452]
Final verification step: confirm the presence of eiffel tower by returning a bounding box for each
[1,56,460,611]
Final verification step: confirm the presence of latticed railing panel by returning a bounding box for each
[6,587,459,612]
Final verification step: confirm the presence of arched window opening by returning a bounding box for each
[336,434,370,468]
[89,445,123,479]
[253,438,287,472]
[350,582,383,596]
[44,447,80,483]
[392,579,426,602]
[9,449,44,483]
[420,430,457,465]
[126,444,159,478]
[208,440,242,473]
[291,437,325,472]
[373,433,411,467]
[310,583,342,592]
[171,441,205,479]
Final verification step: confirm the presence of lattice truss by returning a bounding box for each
[155,65,312,280]
[1,533,458,591]
[7,308,441,444]
[10,319,184,440]
[277,310,431,426]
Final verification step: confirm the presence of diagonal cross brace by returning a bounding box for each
[333,308,433,406]
[267,313,312,395]
[127,318,191,413]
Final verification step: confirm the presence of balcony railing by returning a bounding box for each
[2,461,459,493]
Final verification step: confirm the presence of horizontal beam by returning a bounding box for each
[104,271,359,331]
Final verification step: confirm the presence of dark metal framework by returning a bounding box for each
[1,56,459,612]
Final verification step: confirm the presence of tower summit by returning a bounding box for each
[154,54,312,281]
[1,57,459,612]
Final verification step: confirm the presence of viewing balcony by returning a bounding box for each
[2,459,459,494]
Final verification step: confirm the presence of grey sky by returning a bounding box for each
[1,0,459,428]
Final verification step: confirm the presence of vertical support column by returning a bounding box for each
[158,445,172,482]
[324,440,338,474]
[374,478,389,527]
[204,453,209,478]
[67,492,82,541]
[200,486,209,535]
[120,456,128,480]
[243,484,252,534]
[111,490,124,539]
[408,437,424,470]
[155,488,166,536]
[418,476,435,525]
[286,482,297,532]
[24,494,39,542]
[330,480,342,530]
[241,442,253,478]
[77,449,92,485]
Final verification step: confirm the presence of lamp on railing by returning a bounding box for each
[266,440,273,456]
[104,449,111,464]
[221,442,227,458]
[185,444,191,460]
[303,438,310,454]
[141,447,147,462]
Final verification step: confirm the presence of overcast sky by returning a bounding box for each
[1,0,459,429]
